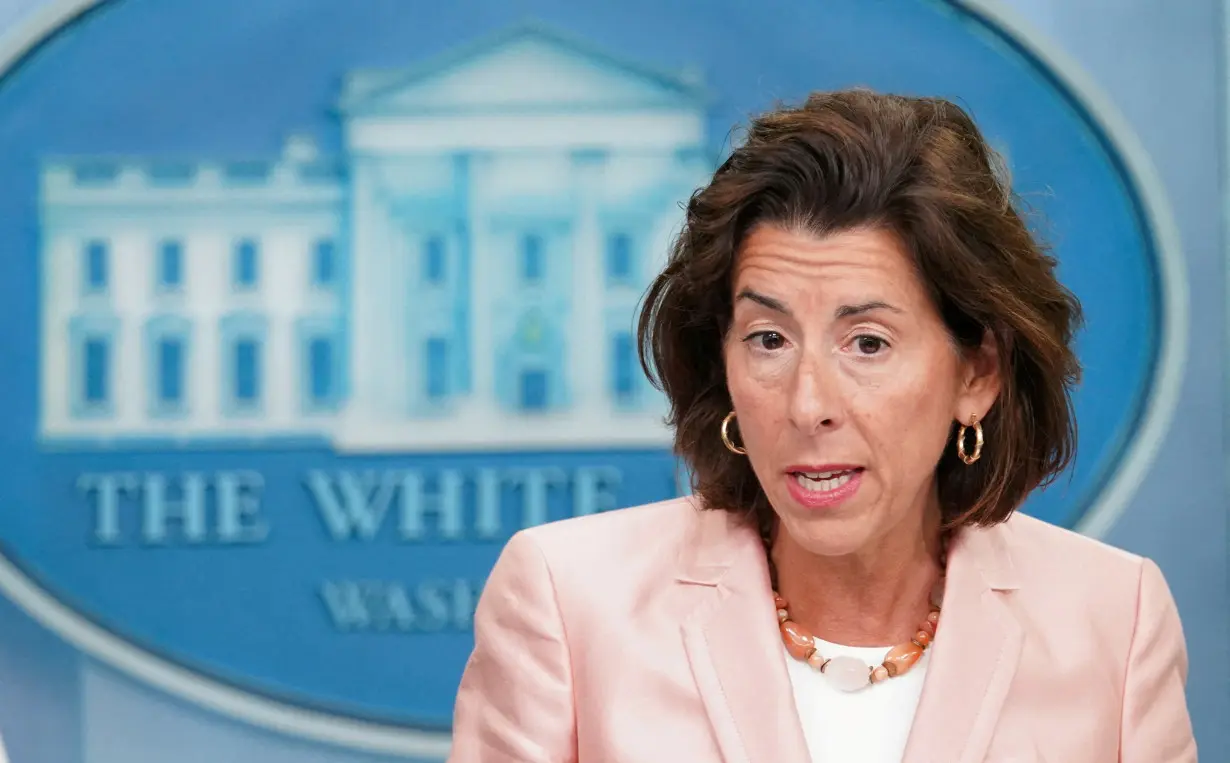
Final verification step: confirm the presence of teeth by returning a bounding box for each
[795,472,853,492]
[802,470,843,479]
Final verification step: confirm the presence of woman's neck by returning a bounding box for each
[770,510,946,648]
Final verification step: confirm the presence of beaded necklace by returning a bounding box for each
[767,533,949,692]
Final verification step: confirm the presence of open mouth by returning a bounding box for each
[791,468,864,493]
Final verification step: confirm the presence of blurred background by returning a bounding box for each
[0,0,1222,760]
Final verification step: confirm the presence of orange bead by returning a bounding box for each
[773,594,790,623]
[806,650,827,670]
[780,621,815,660]
[912,630,931,647]
[870,665,890,683]
[882,642,924,677]
[927,610,940,627]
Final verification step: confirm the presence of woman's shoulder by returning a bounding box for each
[994,510,1146,573]
[490,496,737,608]
[512,495,709,566]
[980,511,1173,625]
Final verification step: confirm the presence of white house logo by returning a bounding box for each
[0,0,1184,758]
[41,34,705,451]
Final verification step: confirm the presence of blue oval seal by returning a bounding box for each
[0,0,1185,756]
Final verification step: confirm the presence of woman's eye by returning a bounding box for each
[855,335,887,355]
[748,331,786,351]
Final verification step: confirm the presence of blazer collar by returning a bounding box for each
[950,517,1021,592]
[902,520,1025,763]
[676,506,811,763]
[675,506,1025,763]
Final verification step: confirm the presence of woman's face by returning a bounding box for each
[724,224,999,558]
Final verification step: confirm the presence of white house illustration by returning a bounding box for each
[37,25,713,450]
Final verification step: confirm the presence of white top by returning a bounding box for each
[783,638,929,763]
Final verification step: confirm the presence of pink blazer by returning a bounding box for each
[449,498,1197,762]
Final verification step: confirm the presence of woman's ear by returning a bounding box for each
[955,328,1002,421]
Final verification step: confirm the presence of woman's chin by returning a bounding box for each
[776,509,880,558]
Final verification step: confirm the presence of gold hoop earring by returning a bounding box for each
[720,411,746,455]
[956,414,983,465]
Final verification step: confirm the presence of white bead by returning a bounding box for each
[823,655,871,692]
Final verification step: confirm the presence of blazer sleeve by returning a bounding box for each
[1120,558,1197,762]
[448,530,578,762]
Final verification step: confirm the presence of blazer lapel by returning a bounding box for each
[902,523,1024,763]
[677,509,811,763]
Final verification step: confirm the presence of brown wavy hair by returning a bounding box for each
[637,89,1083,528]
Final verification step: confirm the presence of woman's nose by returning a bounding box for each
[787,353,840,434]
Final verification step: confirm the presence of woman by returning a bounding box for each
[448,90,1196,762]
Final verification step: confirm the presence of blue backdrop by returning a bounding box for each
[0,0,1221,760]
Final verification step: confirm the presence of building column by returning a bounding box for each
[466,153,496,417]
[568,151,607,416]
[347,158,401,424]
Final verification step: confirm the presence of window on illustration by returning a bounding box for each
[426,338,449,400]
[520,234,544,283]
[612,332,636,402]
[83,337,109,405]
[309,337,333,403]
[424,236,446,284]
[233,239,260,289]
[519,369,549,411]
[313,239,336,287]
[83,240,108,292]
[158,240,183,290]
[607,233,633,282]
[157,337,185,405]
[234,338,261,404]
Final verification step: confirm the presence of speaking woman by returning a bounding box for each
[447,89,1197,762]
